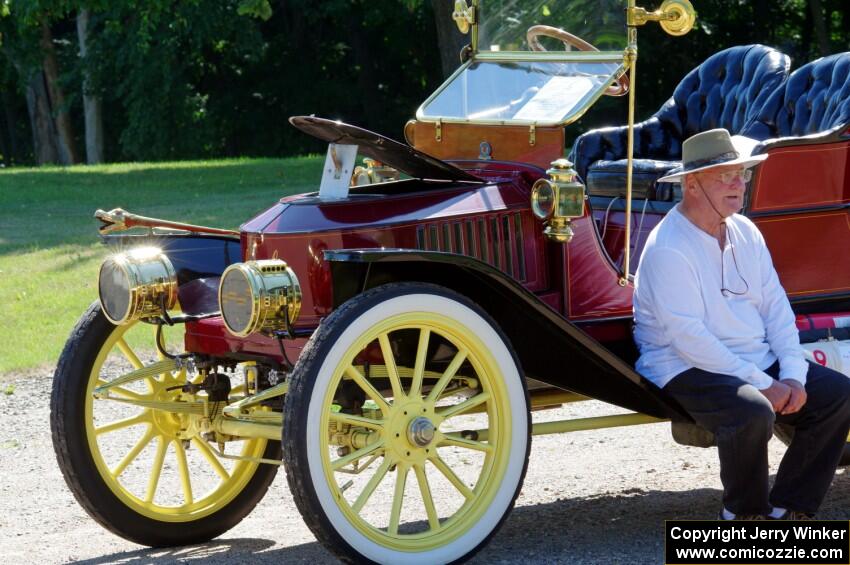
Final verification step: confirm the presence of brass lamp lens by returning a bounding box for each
[97,247,177,325]
[531,179,556,220]
[218,259,302,338]
[99,260,131,323]
[220,267,255,336]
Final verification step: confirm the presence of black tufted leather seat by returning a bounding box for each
[748,52,850,143]
[570,45,791,199]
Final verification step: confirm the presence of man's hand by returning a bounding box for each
[760,380,792,413]
[778,379,807,415]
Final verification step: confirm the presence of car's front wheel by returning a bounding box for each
[51,302,280,547]
[283,283,530,564]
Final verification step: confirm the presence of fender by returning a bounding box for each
[324,248,688,420]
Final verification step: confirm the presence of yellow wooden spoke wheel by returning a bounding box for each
[51,302,280,547]
[283,283,530,564]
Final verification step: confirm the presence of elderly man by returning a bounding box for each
[633,128,850,520]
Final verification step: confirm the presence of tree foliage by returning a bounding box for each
[0,0,846,165]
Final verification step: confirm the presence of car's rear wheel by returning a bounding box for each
[51,301,280,547]
[283,283,530,564]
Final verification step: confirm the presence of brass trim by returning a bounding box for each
[218,259,302,338]
[95,207,238,236]
[473,50,624,62]
[533,159,585,243]
[416,60,626,128]
[470,0,478,53]
[620,41,638,286]
[403,119,416,145]
[98,247,178,325]
[435,118,442,142]
[529,124,536,146]
[452,0,475,34]
[627,0,696,36]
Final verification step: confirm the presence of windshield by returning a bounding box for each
[477,0,627,52]
[418,59,621,125]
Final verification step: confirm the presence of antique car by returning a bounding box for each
[50,0,850,563]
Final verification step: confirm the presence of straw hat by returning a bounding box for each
[657,128,768,183]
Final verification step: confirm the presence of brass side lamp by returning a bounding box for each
[530,159,585,243]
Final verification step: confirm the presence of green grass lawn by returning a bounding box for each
[0,156,323,373]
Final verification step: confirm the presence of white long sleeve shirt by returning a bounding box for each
[633,205,807,389]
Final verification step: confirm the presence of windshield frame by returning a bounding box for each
[415,51,626,127]
[416,0,628,126]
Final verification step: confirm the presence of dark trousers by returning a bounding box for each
[665,360,850,515]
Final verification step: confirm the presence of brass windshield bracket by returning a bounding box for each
[626,0,695,36]
[529,124,536,146]
[435,118,442,142]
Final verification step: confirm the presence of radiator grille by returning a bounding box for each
[417,213,526,281]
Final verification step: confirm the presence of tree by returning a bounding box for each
[431,0,467,78]
[0,2,80,165]
[76,8,103,163]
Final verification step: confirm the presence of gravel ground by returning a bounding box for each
[3,368,850,565]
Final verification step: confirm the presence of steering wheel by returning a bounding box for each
[526,25,629,97]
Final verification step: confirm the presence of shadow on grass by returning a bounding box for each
[67,470,850,564]
[0,157,322,256]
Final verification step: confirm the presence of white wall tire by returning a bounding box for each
[283,283,530,564]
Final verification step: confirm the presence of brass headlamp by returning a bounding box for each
[218,259,302,337]
[530,159,586,243]
[98,247,178,325]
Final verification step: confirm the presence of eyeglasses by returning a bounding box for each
[717,169,753,184]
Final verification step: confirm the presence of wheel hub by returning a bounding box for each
[407,416,436,447]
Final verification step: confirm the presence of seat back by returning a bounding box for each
[569,45,790,181]
[746,52,850,139]
[655,44,791,151]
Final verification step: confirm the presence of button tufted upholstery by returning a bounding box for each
[747,52,850,141]
[570,45,791,197]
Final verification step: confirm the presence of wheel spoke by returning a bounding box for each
[111,427,155,478]
[344,365,390,413]
[173,440,194,505]
[351,456,393,513]
[332,439,385,471]
[409,329,430,398]
[437,391,491,420]
[388,463,409,535]
[414,463,440,531]
[95,378,152,401]
[194,437,231,481]
[430,453,474,500]
[329,411,384,431]
[145,436,169,503]
[94,412,150,436]
[426,349,468,404]
[116,337,143,370]
[378,333,404,401]
[439,432,494,453]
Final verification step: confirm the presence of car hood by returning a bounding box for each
[289,116,482,184]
